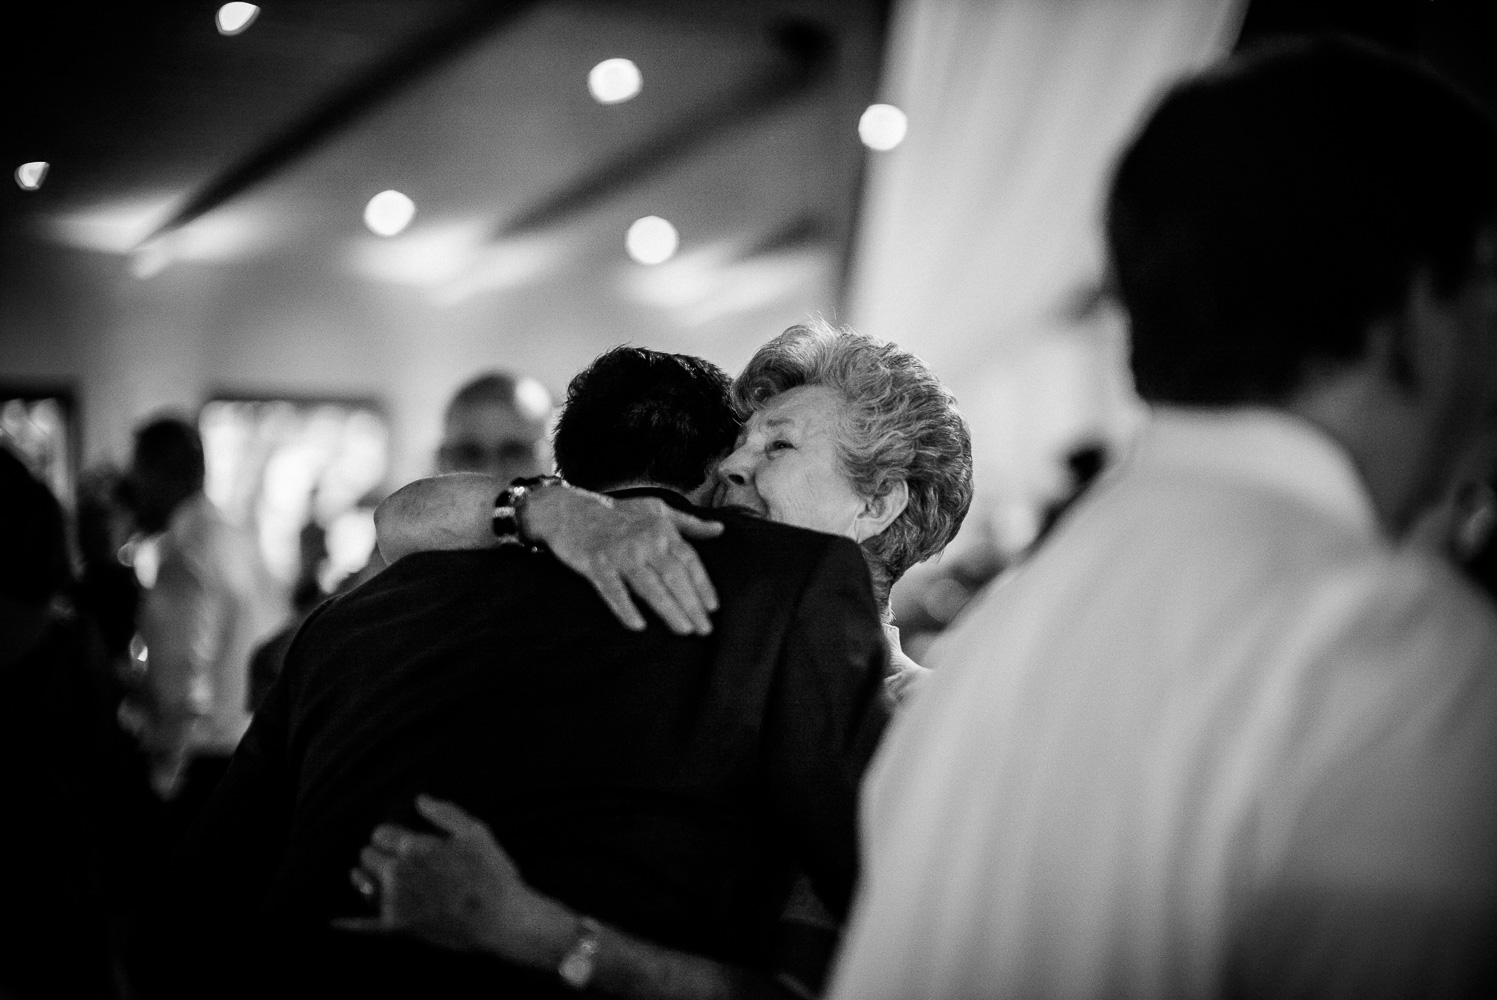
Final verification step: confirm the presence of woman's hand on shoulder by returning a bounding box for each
[523,487,723,635]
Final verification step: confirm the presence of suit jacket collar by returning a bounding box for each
[606,486,695,512]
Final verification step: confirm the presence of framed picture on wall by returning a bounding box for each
[198,394,389,593]
[0,384,78,506]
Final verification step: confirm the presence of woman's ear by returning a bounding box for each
[853,479,909,542]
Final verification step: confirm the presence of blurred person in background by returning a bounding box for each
[0,448,113,999]
[436,370,553,482]
[830,40,1497,1000]
[118,415,285,822]
[244,371,557,703]
[75,465,141,660]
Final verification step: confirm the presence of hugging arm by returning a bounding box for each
[375,475,723,635]
[343,797,800,1000]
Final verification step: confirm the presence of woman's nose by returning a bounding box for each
[718,446,752,486]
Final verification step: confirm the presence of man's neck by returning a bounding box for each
[1287,369,1443,539]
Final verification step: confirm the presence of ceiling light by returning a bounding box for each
[216,3,260,36]
[14,161,49,191]
[363,190,416,237]
[588,58,642,105]
[132,244,172,280]
[859,103,908,151]
[626,215,678,265]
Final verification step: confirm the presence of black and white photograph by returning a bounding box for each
[2,1,1496,997]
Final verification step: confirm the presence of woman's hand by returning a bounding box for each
[523,488,723,635]
[374,477,724,635]
[336,795,573,963]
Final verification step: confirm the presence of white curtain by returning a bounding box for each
[847,0,1245,551]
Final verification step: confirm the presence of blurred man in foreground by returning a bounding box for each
[832,41,1497,1000]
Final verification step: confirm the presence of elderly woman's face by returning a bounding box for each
[715,385,866,536]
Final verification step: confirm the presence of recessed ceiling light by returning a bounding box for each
[589,58,642,105]
[216,3,260,36]
[859,103,908,151]
[626,215,678,265]
[364,190,416,237]
[14,161,49,191]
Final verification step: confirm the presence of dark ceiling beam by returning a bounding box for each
[138,0,537,249]
[494,19,836,240]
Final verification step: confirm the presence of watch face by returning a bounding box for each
[559,951,593,989]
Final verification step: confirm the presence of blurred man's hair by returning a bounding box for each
[444,371,551,423]
[553,347,740,493]
[1108,38,1497,406]
[132,415,205,489]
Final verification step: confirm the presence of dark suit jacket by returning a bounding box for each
[134,489,889,997]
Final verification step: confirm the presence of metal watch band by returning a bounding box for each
[491,475,565,547]
[557,915,602,990]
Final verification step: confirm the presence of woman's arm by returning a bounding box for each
[340,796,798,1000]
[374,475,723,635]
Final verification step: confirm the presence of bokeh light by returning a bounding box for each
[588,58,643,104]
[363,190,416,237]
[216,3,260,36]
[14,161,49,191]
[859,103,908,151]
[626,215,679,265]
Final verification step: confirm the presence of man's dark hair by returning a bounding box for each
[1107,38,1497,406]
[132,415,205,489]
[552,347,740,493]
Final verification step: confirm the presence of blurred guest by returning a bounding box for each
[133,348,887,999]
[246,519,331,712]
[74,465,141,659]
[245,371,555,702]
[436,370,553,481]
[832,40,1497,1000]
[0,449,113,999]
[119,415,284,815]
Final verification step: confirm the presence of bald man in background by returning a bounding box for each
[435,371,553,484]
[248,371,555,707]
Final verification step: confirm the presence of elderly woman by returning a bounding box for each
[375,319,973,695]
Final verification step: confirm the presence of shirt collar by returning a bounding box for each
[1131,406,1381,538]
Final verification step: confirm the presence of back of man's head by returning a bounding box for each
[1108,39,1497,406]
[132,414,204,479]
[126,414,206,533]
[553,347,740,494]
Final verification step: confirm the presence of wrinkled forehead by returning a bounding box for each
[740,384,846,437]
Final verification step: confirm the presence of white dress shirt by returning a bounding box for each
[137,492,286,772]
[830,408,1497,1000]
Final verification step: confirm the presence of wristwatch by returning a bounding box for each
[557,915,602,990]
[491,475,564,547]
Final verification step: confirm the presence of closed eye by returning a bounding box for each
[767,439,794,453]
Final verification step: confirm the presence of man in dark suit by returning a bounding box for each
[132,347,890,999]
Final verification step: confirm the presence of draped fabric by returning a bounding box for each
[846,0,1246,544]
